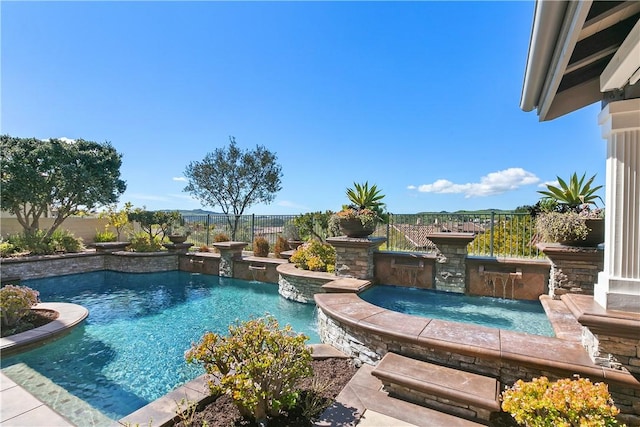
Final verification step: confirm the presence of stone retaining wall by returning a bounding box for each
[276,262,335,303]
[1,251,179,280]
[0,253,106,280]
[316,304,640,422]
[103,252,178,273]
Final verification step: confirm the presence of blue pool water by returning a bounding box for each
[1,271,318,421]
[359,285,554,337]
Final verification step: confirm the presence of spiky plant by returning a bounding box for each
[538,172,603,212]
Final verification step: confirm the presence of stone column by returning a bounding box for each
[427,233,475,293]
[212,241,247,277]
[595,99,640,311]
[327,236,386,280]
[538,244,604,298]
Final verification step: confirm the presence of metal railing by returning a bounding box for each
[181,212,540,258]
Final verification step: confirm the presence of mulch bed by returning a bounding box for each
[174,358,358,427]
[1,309,58,337]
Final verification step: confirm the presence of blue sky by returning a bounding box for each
[1,1,606,215]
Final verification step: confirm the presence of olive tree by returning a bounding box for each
[183,137,283,239]
[0,135,126,237]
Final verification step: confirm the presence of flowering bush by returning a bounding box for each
[290,240,336,273]
[0,285,40,327]
[501,376,621,427]
[185,316,313,424]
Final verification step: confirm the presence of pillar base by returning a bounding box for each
[594,273,640,312]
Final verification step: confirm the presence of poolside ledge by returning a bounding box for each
[0,302,89,356]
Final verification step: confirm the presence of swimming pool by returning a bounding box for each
[359,285,554,337]
[0,271,319,424]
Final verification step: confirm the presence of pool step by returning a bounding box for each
[315,363,485,427]
[371,352,501,423]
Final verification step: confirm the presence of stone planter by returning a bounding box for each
[168,235,188,244]
[338,217,375,238]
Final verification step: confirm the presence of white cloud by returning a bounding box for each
[172,176,187,182]
[410,168,540,198]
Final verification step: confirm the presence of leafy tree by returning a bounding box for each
[127,208,180,242]
[99,202,133,241]
[0,135,126,237]
[291,211,335,242]
[183,137,283,240]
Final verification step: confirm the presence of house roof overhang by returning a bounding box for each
[520,1,640,121]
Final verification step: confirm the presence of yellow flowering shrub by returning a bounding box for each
[501,376,622,427]
[289,240,336,273]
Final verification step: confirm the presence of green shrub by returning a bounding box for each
[501,376,621,427]
[49,229,84,253]
[185,316,313,424]
[94,229,117,243]
[290,240,336,273]
[9,230,53,255]
[6,229,82,255]
[0,240,16,257]
[127,232,163,252]
[0,285,40,327]
[252,236,270,257]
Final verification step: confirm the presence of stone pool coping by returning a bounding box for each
[0,302,89,356]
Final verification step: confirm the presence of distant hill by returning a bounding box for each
[416,209,517,215]
[178,209,221,215]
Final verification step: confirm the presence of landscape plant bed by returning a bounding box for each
[174,358,358,427]
[1,309,58,337]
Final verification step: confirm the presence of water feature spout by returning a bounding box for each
[248,263,267,282]
[479,267,522,299]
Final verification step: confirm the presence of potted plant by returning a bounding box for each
[330,182,388,238]
[168,212,191,244]
[535,172,604,247]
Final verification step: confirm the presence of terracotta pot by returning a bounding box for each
[338,217,375,238]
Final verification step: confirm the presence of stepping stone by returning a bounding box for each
[372,352,500,422]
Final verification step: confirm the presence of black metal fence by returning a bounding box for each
[182,212,540,259]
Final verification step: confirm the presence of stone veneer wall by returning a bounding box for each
[538,244,604,298]
[103,252,178,273]
[276,263,335,303]
[1,251,179,280]
[328,237,385,279]
[1,253,106,280]
[316,308,640,422]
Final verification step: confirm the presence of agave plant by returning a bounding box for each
[345,181,388,223]
[538,172,603,212]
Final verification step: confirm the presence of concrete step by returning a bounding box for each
[315,363,486,427]
[371,352,501,423]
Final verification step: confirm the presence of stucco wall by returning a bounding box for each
[0,217,114,244]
